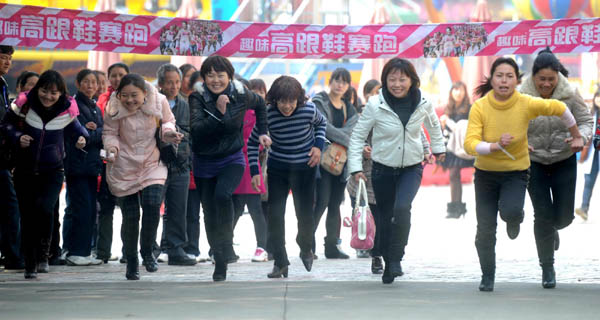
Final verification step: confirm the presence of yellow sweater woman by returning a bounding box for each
[464,57,583,293]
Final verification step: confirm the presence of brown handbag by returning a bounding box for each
[320,102,348,176]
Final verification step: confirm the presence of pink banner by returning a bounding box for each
[1,4,600,59]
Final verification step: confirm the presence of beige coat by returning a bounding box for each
[102,81,176,197]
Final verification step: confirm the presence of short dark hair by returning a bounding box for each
[363,79,381,98]
[107,62,130,77]
[475,57,522,97]
[157,63,182,85]
[381,58,420,90]
[200,55,234,80]
[0,46,14,55]
[329,67,351,85]
[532,47,569,77]
[188,71,202,91]
[344,86,359,109]
[234,74,250,88]
[179,63,196,78]
[116,74,145,94]
[15,71,39,91]
[76,69,98,85]
[32,70,68,96]
[93,70,106,78]
[249,78,267,94]
[266,76,306,107]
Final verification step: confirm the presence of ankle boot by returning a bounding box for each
[382,262,394,284]
[299,250,313,272]
[142,255,158,273]
[542,264,556,289]
[389,261,404,277]
[212,252,227,282]
[445,202,459,219]
[371,257,383,274]
[125,256,140,280]
[478,274,494,292]
[267,264,289,278]
[324,238,349,259]
[457,203,467,217]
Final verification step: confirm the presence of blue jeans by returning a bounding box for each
[160,170,190,256]
[474,168,528,275]
[0,169,21,263]
[581,150,599,211]
[371,162,423,262]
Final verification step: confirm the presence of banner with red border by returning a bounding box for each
[1,4,599,59]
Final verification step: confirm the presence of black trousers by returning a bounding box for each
[233,194,268,249]
[267,166,316,268]
[160,170,190,256]
[313,167,346,250]
[0,169,21,264]
[194,164,244,261]
[64,175,97,257]
[474,168,528,276]
[96,164,121,260]
[184,185,202,256]
[528,155,576,265]
[371,162,423,262]
[14,169,64,271]
[118,184,164,259]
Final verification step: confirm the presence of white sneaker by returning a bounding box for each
[251,247,268,262]
[66,255,91,266]
[108,255,119,261]
[87,256,103,265]
[157,253,169,263]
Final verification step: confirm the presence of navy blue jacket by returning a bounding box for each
[0,91,89,173]
[64,92,103,176]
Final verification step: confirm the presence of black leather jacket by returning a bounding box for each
[189,80,267,160]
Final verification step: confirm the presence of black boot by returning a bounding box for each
[542,264,556,289]
[142,255,158,273]
[324,238,349,259]
[506,222,520,240]
[389,261,404,277]
[299,250,313,272]
[371,257,383,274]
[212,251,227,282]
[126,256,140,280]
[478,274,494,292]
[445,202,459,219]
[267,264,289,278]
[382,261,394,284]
[457,202,467,218]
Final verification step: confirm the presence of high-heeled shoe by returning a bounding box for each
[212,261,227,282]
[382,264,394,284]
[267,265,289,278]
[142,256,158,273]
[125,257,140,280]
[371,257,383,274]
[389,261,404,277]
[479,274,494,292]
[24,270,37,279]
[299,250,313,272]
[542,264,556,289]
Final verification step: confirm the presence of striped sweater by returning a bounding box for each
[248,102,327,177]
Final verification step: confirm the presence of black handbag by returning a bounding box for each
[154,117,178,165]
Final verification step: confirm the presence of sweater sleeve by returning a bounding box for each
[348,100,376,174]
[247,124,261,177]
[464,102,484,156]
[312,105,327,150]
[527,96,567,120]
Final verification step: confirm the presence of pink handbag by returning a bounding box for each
[350,179,376,250]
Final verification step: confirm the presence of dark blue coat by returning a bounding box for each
[64,92,103,177]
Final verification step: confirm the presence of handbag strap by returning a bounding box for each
[354,178,368,209]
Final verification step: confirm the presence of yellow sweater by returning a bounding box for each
[464,90,567,172]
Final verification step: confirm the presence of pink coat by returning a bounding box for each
[234,109,265,195]
[102,81,176,197]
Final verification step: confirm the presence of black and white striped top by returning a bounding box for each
[248,101,327,176]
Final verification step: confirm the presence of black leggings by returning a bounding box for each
[233,194,267,249]
[313,168,346,250]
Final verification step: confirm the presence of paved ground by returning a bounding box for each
[1,168,600,318]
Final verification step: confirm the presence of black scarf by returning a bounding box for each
[27,90,70,124]
[382,86,421,127]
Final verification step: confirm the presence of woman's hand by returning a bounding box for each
[566,136,584,153]
[251,174,262,192]
[499,133,514,147]
[216,95,230,115]
[259,135,272,149]
[85,122,97,130]
[307,147,321,167]
[353,171,367,182]
[163,131,184,144]
[76,136,86,149]
[106,147,118,163]
[363,145,372,159]
[19,135,33,148]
